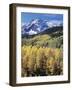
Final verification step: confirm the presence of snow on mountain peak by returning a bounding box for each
[31,19,39,24]
[21,18,63,35]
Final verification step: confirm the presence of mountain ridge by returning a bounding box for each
[21,18,63,36]
[22,26,63,38]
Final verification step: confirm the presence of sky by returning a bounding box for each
[21,12,63,25]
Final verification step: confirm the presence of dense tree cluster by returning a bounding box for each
[21,46,63,77]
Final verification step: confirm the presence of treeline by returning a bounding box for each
[21,46,63,77]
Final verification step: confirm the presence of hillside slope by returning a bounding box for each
[22,26,63,48]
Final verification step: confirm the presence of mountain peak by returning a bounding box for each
[21,18,63,35]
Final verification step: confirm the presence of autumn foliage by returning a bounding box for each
[21,46,63,77]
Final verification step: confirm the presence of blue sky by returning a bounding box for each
[21,12,63,24]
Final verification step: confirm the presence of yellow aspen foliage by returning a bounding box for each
[55,49,61,60]
[21,45,63,76]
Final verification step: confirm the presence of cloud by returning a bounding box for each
[46,20,62,28]
[28,29,37,35]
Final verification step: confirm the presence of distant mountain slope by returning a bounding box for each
[21,19,63,36]
[22,19,63,48]
[22,26,63,38]
[40,26,63,37]
[22,26,63,48]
